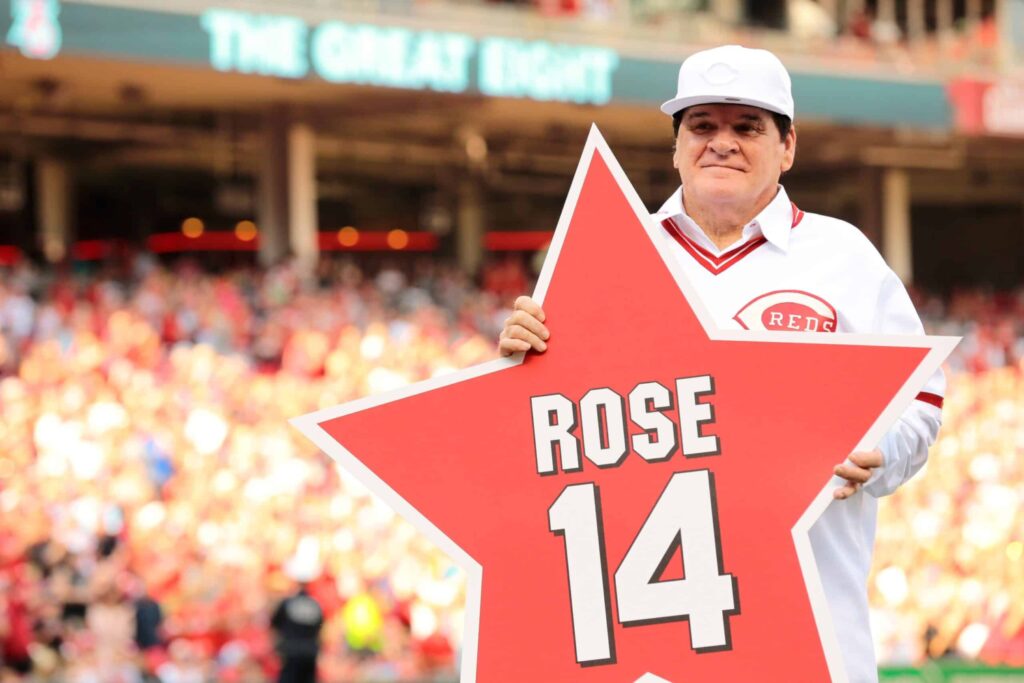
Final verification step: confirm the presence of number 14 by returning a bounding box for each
[548,470,739,665]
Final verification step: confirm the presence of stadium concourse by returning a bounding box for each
[0,255,1021,682]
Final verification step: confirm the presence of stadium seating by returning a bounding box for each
[0,258,1021,680]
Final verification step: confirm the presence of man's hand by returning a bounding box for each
[498,296,549,357]
[833,449,883,499]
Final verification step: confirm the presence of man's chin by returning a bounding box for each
[689,182,746,204]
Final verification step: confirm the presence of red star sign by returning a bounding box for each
[292,129,955,683]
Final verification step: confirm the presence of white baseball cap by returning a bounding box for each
[660,45,795,120]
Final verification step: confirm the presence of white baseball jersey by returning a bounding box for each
[651,185,945,683]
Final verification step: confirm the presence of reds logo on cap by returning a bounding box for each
[734,290,837,333]
[660,45,795,120]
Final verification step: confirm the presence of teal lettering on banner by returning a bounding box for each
[311,21,474,92]
[479,37,618,105]
[201,9,308,78]
[198,8,615,103]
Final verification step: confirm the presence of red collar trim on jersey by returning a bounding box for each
[791,202,805,228]
[662,202,804,276]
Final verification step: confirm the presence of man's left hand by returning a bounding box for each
[833,449,883,500]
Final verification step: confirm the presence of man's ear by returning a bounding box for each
[781,125,797,173]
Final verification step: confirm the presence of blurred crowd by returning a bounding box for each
[475,0,1002,70]
[0,256,1021,681]
[918,288,1024,374]
[871,287,1024,666]
[0,256,509,683]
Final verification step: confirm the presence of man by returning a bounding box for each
[498,44,945,683]
[271,556,324,683]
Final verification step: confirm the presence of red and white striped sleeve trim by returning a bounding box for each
[915,392,944,409]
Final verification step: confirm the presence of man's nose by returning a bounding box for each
[708,131,739,155]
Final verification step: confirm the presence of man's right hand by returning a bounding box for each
[498,296,549,357]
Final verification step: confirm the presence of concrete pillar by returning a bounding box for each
[870,0,900,44]
[882,167,913,283]
[710,0,743,24]
[1000,0,1023,66]
[843,0,865,21]
[819,0,838,25]
[259,106,290,267]
[288,122,319,277]
[34,158,73,263]
[877,0,896,22]
[456,177,484,277]
[858,166,883,249]
[966,0,982,28]
[937,0,954,46]
[257,107,319,275]
[907,0,926,44]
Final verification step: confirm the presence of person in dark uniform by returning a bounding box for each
[270,557,324,683]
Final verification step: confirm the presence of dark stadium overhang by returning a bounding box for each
[0,0,954,129]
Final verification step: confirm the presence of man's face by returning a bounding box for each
[673,103,796,210]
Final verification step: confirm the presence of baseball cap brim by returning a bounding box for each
[660,94,792,119]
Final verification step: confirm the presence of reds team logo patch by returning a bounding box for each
[734,290,837,333]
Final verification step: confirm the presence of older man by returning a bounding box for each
[498,45,945,682]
